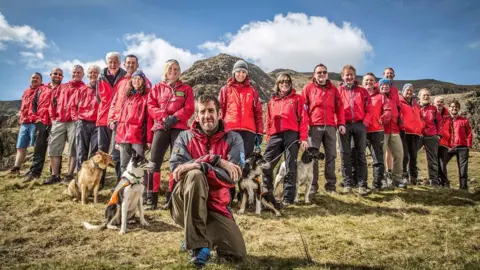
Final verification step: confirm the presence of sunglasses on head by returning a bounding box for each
[316,71,328,75]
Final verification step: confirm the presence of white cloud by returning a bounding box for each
[41,59,106,80]
[0,12,47,51]
[468,41,480,50]
[123,32,204,82]
[199,13,373,72]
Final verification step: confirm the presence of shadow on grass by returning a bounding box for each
[365,187,480,206]
[237,255,385,270]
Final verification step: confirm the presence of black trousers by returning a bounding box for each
[418,136,440,185]
[98,126,113,184]
[231,130,256,201]
[339,122,367,188]
[401,132,420,180]
[262,130,299,202]
[438,146,469,189]
[308,126,337,192]
[367,131,385,188]
[75,120,98,172]
[29,122,51,177]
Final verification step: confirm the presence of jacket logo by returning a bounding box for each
[175,91,185,97]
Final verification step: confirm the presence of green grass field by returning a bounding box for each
[1,150,479,270]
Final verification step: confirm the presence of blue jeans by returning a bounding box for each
[16,123,36,149]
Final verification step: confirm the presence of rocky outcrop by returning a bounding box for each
[0,129,18,170]
[464,91,480,150]
[180,54,275,102]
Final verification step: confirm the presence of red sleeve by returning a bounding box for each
[466,120,473,147]
[334,87,345,126]
[108,91,119,125]
[435,109,443,136]
[253,89,264,134]
[362,89,373,127]
[297,95,308,141]
[173,85,194,124]
[37,88,51,124]
[49,86,59,121]
[381,95,392,124]
[147,84,164,121]
[71,88,79,122]
[218,85,227,120]
[146,111,154,144]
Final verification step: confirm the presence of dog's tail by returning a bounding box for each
[82,221,105,230]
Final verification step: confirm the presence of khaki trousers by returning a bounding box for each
[170,169,246,261]
[384,134,404,181]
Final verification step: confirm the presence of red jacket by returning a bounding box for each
[72,83,98,122]
[302,79,345,127]
[399,96,424,136]
[438,106,449,119]
[266,90,308,141]
[50,81,85,122]
[420,104,442,137]
[31,84,53,125]
[147,80,194,131]
[96,68,127,126]
[375,82,400,109]
[19,86,40,124]
[115,91,153,145]
[383,92,402,134]
[450,115,473,148]
[169,120,243,219]
[439,116,453,148]
[108,74,152,124]
[218,77,264,134]
[338,82,373,126]
[366,89,391,133]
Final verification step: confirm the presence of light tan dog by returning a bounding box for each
[67,151,114,204]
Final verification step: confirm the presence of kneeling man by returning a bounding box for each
[169,95,246,266]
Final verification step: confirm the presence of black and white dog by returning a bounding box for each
[82,153,155,235]
[274,147,325,204]
[237,151,282,217]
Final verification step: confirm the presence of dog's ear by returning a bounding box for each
[316,152,326,160]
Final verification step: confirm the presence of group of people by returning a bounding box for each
[10,53,474,266]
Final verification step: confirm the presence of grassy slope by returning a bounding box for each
[1,148,479,270]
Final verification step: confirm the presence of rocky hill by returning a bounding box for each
[181,53,275,102]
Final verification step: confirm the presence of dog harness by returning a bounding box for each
[254,176,264,195]
[107,175,142,206]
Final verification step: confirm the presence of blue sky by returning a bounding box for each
[0,0,479,100]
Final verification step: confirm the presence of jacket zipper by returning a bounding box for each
[349,86,355,122]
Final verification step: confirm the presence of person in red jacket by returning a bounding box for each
[434,96,449,118]
[263,73,309,205]
[437,109,453,188]
[218,60,264,201]
[72,65,101,172]
[438,100,473,189]
[399,83,424,185]
[115,70,153,175]
[302,63,345,194]
[24,69,63,182]
[147,59,194,209]
[418,88,443,187]
[44,65,85,185]
[96,52,127,186]
[169,95,246,266]
[338,65,372,195]
[363,73,391,190]
[379,78,406,188]
[10,72,43,175]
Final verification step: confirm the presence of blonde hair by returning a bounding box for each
[341,65,356,77]
[418,88,430,97]
[163,59,180,82]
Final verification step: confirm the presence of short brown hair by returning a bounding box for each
[341,65,356,77]
[196,94,221,113]
[384,67,395,74]
[313,63,327,73]
[449,99,461,109]
[364,72,375,77]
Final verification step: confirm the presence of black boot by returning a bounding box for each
[149,192,159,210]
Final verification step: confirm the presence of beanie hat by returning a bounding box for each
[132,69,146,81]
[232,60,248,75]
[402,83,413,95]
[378,78,391,87]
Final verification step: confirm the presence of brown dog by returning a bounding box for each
[67,151,114,204]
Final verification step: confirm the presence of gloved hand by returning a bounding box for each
[163,115,178,130]
[255,134,263,147]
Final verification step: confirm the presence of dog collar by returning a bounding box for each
[92,161,102,170]
[127,171,143,184]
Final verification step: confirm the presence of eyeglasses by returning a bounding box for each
[450,106,459,108]
[316,71,328,75]
[279,80,291,84]
[52,73,63,76]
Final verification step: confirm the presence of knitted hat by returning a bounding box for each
[402,83,413,95]
[378,78,391,87]
[232,60,248,75]
[132,69,146,81]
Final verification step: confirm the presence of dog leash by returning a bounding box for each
[266,140,300,165]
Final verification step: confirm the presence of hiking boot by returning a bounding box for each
[281,200,294,208]
[343,186,353,194]
[191,247,210,267]
[43,175,61,185]
[358,187,369,196]
[409,176,417,186]
[23,173,39,183]
[145,192,158,211]
[10,166,20,175]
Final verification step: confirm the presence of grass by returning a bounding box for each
[1,149,480,270]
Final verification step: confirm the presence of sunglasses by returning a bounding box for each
[52,72,63,76]
[279,80,291,84]
[316,71,328,75]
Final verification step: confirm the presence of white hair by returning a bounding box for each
[105,51,121,62]
[87,65,101,74]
